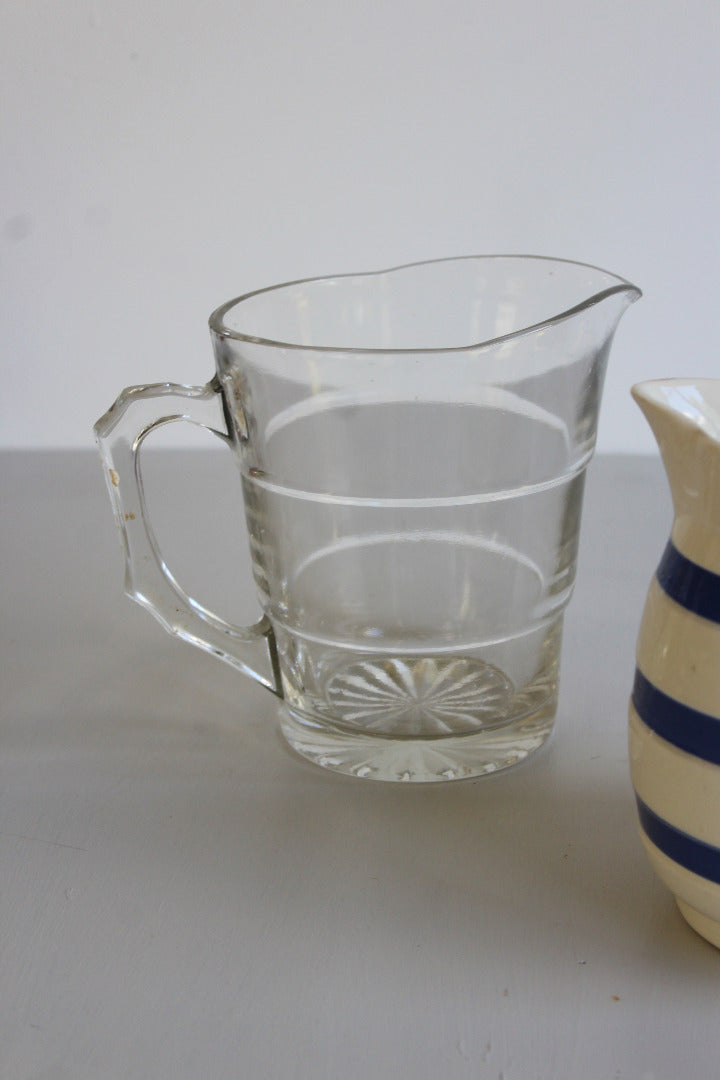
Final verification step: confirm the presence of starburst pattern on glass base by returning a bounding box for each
[322,655,515,737]
[278,700,556,782]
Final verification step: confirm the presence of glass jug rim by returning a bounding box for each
[209,254,641,354]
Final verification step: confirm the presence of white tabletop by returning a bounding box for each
[2,449,718,1079]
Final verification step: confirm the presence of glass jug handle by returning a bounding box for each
[93,377,282,696]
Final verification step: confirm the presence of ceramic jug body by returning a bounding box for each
[629,379,720,947]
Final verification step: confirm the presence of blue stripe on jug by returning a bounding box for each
[636,795,720,886]
[656,540,720,624]
[632,668,720,766]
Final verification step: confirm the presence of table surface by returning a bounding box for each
[2,449,718,1080]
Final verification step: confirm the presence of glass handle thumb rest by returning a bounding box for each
[93,378,282,696]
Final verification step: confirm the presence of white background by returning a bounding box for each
[2,0,718,451]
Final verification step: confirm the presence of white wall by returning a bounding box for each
[2,0,718,452]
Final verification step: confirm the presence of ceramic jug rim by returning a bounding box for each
[209,254,641,355]
[632,378,720,444]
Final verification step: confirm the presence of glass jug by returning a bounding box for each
[95,256,640,781]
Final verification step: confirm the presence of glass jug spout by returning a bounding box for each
[592,277,643,340]
[520,265,641,364]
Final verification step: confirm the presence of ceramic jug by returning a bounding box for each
[629,378,720,947]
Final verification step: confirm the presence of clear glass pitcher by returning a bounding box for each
[95,256,641,781]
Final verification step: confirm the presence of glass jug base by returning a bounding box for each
[278,699,556,782]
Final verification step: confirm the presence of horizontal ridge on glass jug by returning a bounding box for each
[94,256,641,781]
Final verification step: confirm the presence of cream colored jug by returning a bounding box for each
[629,379,720,947]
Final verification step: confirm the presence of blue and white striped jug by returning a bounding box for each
[629,379,720,948]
